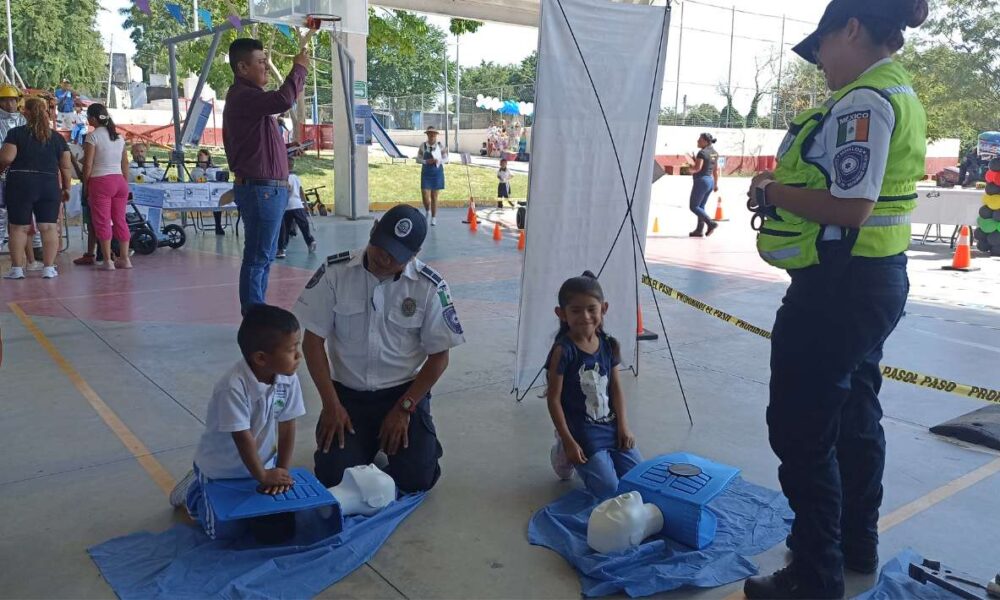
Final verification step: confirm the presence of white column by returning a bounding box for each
[331,32,369,219]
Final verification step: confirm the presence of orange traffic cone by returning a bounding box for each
[636,306,645,335]
[517,230,526,251]
[652,217,660,233]
[492,222,503,241]
[714,196,727,221]
[943,225,979,271]
[465,199,476,224]
[469,211,478,232]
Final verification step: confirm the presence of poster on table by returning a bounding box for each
[513,0,669,393]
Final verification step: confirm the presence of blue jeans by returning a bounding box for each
[689,175,715,230]
[234,183,288,313]
[571,420,643,499]
[767,239,908,591]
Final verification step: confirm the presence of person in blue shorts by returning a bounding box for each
[416,126,447,226]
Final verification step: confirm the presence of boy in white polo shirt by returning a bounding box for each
[170,304,307,540]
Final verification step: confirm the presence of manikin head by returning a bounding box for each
[587,491,664,554]
[327,465,396,516]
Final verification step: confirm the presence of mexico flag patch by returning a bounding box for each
[836,111,870,146]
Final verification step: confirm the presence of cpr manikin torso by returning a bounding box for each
[322,465,396,517]
[587,491,664,554]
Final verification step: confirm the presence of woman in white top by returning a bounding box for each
[416,126,447,226]
[83,103,132,270]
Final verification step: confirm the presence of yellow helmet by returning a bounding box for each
[0,84,20,99]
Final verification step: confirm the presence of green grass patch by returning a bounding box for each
[149,148,528,205]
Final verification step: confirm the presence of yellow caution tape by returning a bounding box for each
[642,274,1000,404]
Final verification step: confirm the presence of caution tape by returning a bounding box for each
[641,274,1000,404]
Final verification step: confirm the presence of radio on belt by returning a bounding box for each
[617,452,740,549]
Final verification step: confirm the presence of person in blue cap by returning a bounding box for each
[294,204,465,493]
[743,0,929,597]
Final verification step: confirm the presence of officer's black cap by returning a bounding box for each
[793,0,907,64]
[370,204,427,264]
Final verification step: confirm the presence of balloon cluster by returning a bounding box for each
[475,94,534,116]
[975,158,1000,256]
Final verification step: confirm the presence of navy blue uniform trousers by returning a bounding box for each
[314,381,443,493]
[768,238,908,590]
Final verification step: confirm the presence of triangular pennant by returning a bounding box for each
[198,8,213,29]
[275,24,294,41]
[226,2,243,29]
[134,0,151,15]
[164,3,185,25]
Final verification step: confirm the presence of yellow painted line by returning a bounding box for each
[878,456,1000,533]
[9,302,177,496]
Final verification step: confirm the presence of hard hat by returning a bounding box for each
[0,84,20,99]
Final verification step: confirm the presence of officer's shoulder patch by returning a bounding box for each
[326,251,351,265]
[834,145,871,190]
[419,265,443,287]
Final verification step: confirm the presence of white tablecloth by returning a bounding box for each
[67,182,236,218]
[912,186,983,226]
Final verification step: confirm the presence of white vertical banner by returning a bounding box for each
[514,0,670,393]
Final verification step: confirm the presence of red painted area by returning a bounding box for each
[1,250,311,325]
[111,124,334,150]
[657,154,954,177]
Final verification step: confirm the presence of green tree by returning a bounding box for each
[1,0,107,94]
[367,10,451,127]
[772,59,827,128]
[684,103,721,126]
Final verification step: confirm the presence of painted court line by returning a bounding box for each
[9,302,176,496]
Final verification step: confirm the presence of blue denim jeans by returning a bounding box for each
[234,183,288,313]
[767,240,909,591]
[570,420,643,499]
[689,175,715,230]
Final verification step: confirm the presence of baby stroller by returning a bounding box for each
[111,200,187,256]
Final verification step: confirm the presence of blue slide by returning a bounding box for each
[371,114,406,159]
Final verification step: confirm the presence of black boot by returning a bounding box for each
[706,221,719,236]
[744,565,844,600]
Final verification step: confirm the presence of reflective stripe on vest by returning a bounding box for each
[756,60,927,270]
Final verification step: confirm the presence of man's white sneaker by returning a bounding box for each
[41,266,58,279]
[3,267,25,279]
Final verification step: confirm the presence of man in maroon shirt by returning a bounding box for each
[223,38,309,314]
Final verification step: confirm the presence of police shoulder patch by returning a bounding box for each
[419,265,443,287]
[442,305,463,335]
[326,251,351,265]
[834,145,870,190]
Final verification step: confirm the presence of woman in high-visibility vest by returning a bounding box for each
[743,0,928,597]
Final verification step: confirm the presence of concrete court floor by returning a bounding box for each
[1,176,999,599]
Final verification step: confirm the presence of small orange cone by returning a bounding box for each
[652,217,660,233]
[714,196,727,221]
[465,199,476,224]
[469,211,478,232]
[517,230,526,251]
[492,222,503,241]
[942,225,978,271]
[636,306,644,335]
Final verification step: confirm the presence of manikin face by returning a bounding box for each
[587,491,663,554]
[132,145,147,164]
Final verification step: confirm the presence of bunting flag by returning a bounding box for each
[134,0,151,15]
[198,8,213,29]
[164,3,185,25]
[226,2,243,30]
[275,24,295,41]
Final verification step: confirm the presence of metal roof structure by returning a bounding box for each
[373,0,659,27]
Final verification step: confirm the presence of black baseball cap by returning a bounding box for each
[370,205,427,263]
[793,0,907,64]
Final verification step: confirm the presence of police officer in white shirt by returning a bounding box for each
[295,204,465,492]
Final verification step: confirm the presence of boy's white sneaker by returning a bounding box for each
[41,266,58,279]
[3,267,24,279]
[550,435,575,481]
[431,216,437,226]
[169,469,196,508]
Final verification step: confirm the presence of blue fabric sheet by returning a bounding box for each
[853,549,965,600]
[88,493,425,599]
[528,477,792,598]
